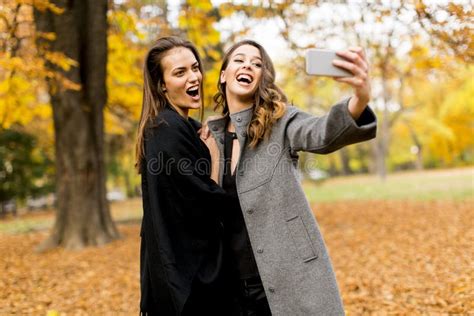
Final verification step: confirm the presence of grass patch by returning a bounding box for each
[1,168,472,235]
[303,167,474,203]
[0,200,144,235]
[0,217,53,234]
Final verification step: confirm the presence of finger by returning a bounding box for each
[348,46,365,59]
[332,59,365,77]
[201,126,209,140]
[348,47,369,71]
[333,76,365,87]
[337,49,368,72]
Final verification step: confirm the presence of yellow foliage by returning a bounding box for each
[36,31,56,41]
[29,0,65,14]
[395,64,474,165]
[179,0,223,112]
[105,10,146,135]
[44,51,79,71]
[0,74,51,129]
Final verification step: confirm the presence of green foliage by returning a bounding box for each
[0,128,54,203]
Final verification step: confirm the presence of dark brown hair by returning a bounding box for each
[135,36,204,172]
[213,40,287,148]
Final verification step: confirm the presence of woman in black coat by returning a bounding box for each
[135,36,231,316]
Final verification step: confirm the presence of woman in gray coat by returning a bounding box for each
[201,40,377,315]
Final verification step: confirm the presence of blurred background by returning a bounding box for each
[0,0,472,315]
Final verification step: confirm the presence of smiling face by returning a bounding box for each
[220,44,263,107]
[160,47,202,117]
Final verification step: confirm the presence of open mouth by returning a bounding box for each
[186,86,199,97]
[236,73,253,84]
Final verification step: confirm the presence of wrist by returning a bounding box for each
[348,95,368,120]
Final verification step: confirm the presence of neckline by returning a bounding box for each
[228,104,254,116]
[225,130,238,140]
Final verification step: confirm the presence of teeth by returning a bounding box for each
[237,74,252,83]
[186,86,199,97]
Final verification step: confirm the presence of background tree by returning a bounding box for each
[34,0,119,250]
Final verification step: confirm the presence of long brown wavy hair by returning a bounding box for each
[213,40,287,148]
[135,36,204,172]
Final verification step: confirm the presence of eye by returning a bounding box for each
[192,65,200,72]
[234,58,243,63]
[175,70,185,77]
[252,62,262,68]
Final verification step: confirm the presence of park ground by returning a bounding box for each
[0,167,473,315]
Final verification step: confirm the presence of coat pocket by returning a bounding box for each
[286,215,318,262]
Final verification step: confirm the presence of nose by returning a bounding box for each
[188,70,199,83]
[242,60,252,69]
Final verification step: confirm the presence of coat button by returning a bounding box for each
[247,209,254,214]
[257,248,263,254]
[241,131,247,137]
[268,287,275,293]
[212,126,218,131]
[236,116,242,122]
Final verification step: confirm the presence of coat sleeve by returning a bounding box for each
[285,98,377,154]
[143,117,229,223]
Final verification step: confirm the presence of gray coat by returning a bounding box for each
[207,98,377,315]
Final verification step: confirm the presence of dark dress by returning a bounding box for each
[222,127,272,316]
[139,106,232,316]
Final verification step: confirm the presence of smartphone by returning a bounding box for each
[305,49,352,77]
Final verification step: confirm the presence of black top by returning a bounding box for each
[222,126,260,280]
[139,105,231,315]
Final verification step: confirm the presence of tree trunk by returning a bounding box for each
[34,0,120,251]
[338,147,353,176]
[375,63,391,181]
[408,126,424,170]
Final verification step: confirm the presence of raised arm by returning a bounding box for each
[285,98,376,154]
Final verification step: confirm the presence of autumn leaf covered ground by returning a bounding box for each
[1,170,473,315]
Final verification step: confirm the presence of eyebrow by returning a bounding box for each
[233,53,262,60]
[171,62,199,72]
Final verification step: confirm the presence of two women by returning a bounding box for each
[137,36,376,315]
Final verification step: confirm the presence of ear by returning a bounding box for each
[220,70,226,84]
[161,83,167,92]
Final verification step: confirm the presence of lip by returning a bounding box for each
[236,73,253,85]
[186,84,200,100]
[186,84,199,92]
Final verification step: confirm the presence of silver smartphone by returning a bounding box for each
[305,49,352,77]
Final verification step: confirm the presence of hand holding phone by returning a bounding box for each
[305,49,352,77]
[309,46,372,121]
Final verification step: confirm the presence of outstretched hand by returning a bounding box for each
[333,47,371,120]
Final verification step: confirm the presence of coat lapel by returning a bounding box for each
[207,106,254,185]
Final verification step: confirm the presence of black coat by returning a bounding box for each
[139,106,231,315]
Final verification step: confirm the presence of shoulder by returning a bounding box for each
[283,104,299,117]
[188,117,202,132]
[275,103,300,127]
[144,109,198,153]
[148,108,193,138]
[156,108,186,128]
